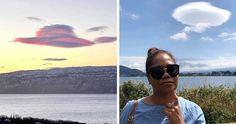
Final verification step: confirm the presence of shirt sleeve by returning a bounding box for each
[193,105,206,124]
[120,100,134,124]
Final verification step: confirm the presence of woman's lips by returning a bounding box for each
[160,81,174,85]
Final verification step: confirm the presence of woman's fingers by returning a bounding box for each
[163,108,172,117]
[173,105,181,115]
[163,100,185,124]
[163,108,176,117]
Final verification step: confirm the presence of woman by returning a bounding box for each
[120,48,205,124]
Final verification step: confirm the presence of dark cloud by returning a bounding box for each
[87,26,108,32]
[14,24,95,48]
[25,17,43,22]
[94,36,117,43]
[1,66,5,68]
[43,58,67,61]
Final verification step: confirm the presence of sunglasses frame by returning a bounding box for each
[149,64,179,80]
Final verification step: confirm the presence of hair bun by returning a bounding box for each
[147,47,159,57]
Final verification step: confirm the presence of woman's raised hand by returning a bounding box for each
[163,100,185,124]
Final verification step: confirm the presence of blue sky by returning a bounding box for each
[120,0,236,72]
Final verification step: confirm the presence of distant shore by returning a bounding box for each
[0,115,86,124]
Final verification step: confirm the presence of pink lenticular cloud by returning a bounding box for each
[14,24,94,48]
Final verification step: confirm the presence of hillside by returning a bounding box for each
[120,65,146,77]
[0,66,116,94]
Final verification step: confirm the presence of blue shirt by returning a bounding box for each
[120,97,206,124]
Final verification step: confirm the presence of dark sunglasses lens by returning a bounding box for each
[167,65,179,77]
[150,67,164,80]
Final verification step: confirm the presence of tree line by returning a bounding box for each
[180,70,236,76]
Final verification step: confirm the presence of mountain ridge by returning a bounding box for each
[0,66,116,94]
[120,65,146,77]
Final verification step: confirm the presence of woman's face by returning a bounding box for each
[148,53,178,95]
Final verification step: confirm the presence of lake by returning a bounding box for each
[0,94,116,124]
[120,76,236,91]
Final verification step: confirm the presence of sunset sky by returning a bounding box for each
[0,0,117,73]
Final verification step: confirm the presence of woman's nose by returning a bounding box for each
[162,68,171,79]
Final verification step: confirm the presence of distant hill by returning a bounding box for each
[0,66,116,94]
[120,65,145,77]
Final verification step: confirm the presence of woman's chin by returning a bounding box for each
[158,85,176,95]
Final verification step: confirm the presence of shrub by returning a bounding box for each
[178,85,236,123]
[120,81,149,111]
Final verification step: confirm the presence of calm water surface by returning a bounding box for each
[120,76,236,91]
[0,94,116,124]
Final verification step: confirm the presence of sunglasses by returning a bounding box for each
[149,64,179,80]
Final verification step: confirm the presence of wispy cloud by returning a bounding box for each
[120,56,146,71]
[170,2,231,41]
[218,32,236,41]
[201,37,214,42]
[183,24,209,33]
[218,32,236,37]
[87,26,108,32]
[224,37,236,41]
[122,12,140,20]
[94,36,117,43]
[177,57,236,72]
[120,5,123,12]
[120,5,140,21]
[128,14,140,20]
[121,56,236,72]
[170,32,188,41]
[42,63,53,66]
[42,58,67,61]
[25,16,43,22]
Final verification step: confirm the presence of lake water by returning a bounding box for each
[0,94,117,124]
[120,76,236,91]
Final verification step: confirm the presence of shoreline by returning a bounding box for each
[0,115,86,124]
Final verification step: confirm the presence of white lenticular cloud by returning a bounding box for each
[170,32,188,41]
[173,2,231,29]
[170,2,231,41]
[172,2,231,33]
